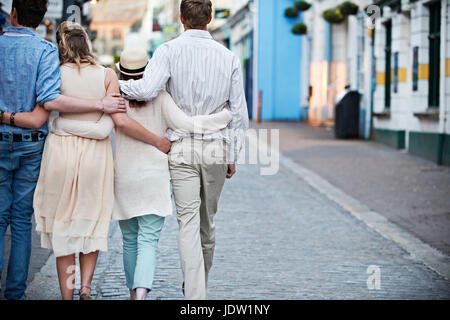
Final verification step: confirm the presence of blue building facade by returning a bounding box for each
[257,0,303,121]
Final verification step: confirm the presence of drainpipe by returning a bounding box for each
[302,0,313,121]
[251,0,259,122]
[441,0,448,136]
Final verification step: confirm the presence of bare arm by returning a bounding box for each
[43,93,126,114]
[1,104,50,129]
[106,69,171,153]
[0,94,125,130]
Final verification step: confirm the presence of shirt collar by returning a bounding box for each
[4,26,36,36]
[181,29,213,40]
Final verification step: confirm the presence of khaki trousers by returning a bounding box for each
[169,138,228,300]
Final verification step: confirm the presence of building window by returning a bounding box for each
[428,2,441,109]
[384,20,392,109]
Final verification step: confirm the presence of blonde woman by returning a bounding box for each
[29,22,126,300]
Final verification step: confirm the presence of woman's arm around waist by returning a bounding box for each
[159,91,232,135]
[51,113,114,139]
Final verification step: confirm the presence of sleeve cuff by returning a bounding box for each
[38,92,60,106]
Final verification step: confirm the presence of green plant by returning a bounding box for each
[338,1,359,16]
[284,7,299,18]
[292,22,308,35]
[322,8,345,24]
[294,1,312,12]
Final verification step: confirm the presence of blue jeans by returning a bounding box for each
[119,214,165,291]
[0,139,44,300]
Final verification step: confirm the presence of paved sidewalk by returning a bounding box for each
[252,121,450,256]
[26,151,450,299]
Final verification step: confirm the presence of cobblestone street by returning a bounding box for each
[26,154,450,300]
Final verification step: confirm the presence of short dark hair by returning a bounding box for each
[180,0,212,29]
[12,0,48,28]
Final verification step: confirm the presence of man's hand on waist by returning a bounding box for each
[99,93,127,114]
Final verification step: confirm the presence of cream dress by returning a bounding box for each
[34,64,114,257]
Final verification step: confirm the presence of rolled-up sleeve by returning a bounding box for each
[228,55,249,162]
[36,45,61,105]
[119,44,171,101]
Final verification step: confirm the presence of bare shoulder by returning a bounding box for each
[105,67,118,81]
[104,67,120,92]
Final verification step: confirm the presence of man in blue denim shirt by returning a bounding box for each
[0,0,126,300]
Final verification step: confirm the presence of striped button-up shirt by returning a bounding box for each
[119,29,249,162]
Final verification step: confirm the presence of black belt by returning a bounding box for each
[0,132,47,142]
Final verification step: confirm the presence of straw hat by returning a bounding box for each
[116,48,149,76]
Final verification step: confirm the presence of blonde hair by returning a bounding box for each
[56,21,96,71]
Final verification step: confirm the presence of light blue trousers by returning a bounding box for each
[118,214,165,291]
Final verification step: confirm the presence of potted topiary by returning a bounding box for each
[338,1,359,16]
[292,22,308,35]
[322,8,345,24]
[294,1,312,12]
[284,7,299,18]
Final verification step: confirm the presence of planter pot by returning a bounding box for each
[322,9,345,24]
[338,1,359,16]
[292,23,307,35]
[284,7,299,18]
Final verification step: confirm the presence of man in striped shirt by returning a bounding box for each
[119,0,249,299]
